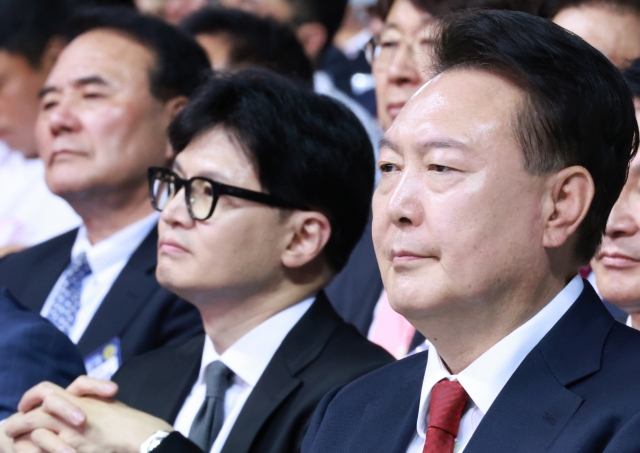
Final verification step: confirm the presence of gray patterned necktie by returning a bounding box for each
[45,252,92,336]
[189,361,234,452]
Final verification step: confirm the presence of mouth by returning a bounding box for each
[158,238,190,254]
[50,149,87,164]
[596,251,640,269]
[386,102,407,120]
[390,250,431,265]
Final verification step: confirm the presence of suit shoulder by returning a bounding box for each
[0,229,77,268]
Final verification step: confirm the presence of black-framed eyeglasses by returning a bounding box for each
[148,167,310,221]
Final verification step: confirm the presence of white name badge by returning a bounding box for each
[84,337,122,380]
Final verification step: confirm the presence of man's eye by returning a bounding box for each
[83,92,103,99]
[379,163,398,173]
[41,100,58,111]
[429,164,451,172]
[380,40,399,49]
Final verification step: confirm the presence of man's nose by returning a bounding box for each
[47,98,82,137]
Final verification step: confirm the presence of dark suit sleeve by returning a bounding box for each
[153,432,204,453]
[301,385,345,453]
[0,292,86,419]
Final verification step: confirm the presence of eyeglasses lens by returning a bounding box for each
[189,179,215,220]
[152,176,174,211]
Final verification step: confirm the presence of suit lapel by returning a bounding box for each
[220,292,342,453]
[76,227,159,356]
[160,337,203,424]
[16,230,76,313]
[465,282,613,453]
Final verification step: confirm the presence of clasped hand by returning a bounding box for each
[0,376,172,453]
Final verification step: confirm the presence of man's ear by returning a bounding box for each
[164,95,189,120]
[542,165,594,249]
[40,37,66,73]
[296,22,328,62]
[162,96,189,165]
[281,211,332,269]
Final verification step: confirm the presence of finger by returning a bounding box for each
[66,376,118,398]
[30,429,76,453]
[13,435,43,453]
[4,411,65,440]
[18,383,65,414]
[41,395,85,428]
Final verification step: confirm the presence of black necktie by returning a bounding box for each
[188,361,234,452]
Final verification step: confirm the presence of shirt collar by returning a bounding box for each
[71,212,159,275]
[198,295,315,388]
[416,275,584,437]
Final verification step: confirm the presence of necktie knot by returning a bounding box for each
[428,379,469,437]
[204,360,234,399]
[68,252,92,279]
[423,379,469,453]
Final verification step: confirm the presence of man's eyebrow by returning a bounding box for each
[38,75,109,99]
[379,137,400,152]
[419,138,469,151]
[38,86,57,99]
[74,75,109,88]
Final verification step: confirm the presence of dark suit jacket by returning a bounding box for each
[0,228,203,362]
[303,282,640,453]
[112,292,394,453]
[0,287,85,419]
[326,219,425,350]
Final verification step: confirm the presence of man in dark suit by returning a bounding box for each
[0,288,85,420]
[3,69,393,453]
[0,8,210,374]
[299,10,640,453]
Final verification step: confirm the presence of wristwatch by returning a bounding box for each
[140,430,171,453]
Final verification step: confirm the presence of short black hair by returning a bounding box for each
[71,0,136,8]
[0,0,72,68]
[169,69,375,273]
[623,58,640,98]
[432,9,638,263]
[64,7,211,101]
[287,0,348,54]
[539,0,640,19]
[181,7,313,86]
[375,0,536,21]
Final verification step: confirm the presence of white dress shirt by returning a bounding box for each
[40,212,159,343]
[0,142,80,247]
[406,275,584,453]
[173,297,314,453]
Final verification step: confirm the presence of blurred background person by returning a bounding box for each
[541,0,640,68]
[322,0,378,116]
[0,0,81,256]
[591,57,640,329]
[216,0,382,153]
[180,6,314,85]
[0,8,208,378]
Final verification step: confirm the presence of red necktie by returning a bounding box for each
[423,379,469,453]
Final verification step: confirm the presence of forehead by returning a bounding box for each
[384,0,434,34]
[386,69,523,148]
[175,127,258,184]
[220,0,292,22]
[47,29,156,88]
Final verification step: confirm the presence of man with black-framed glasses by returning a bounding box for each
[3,69,393,453]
